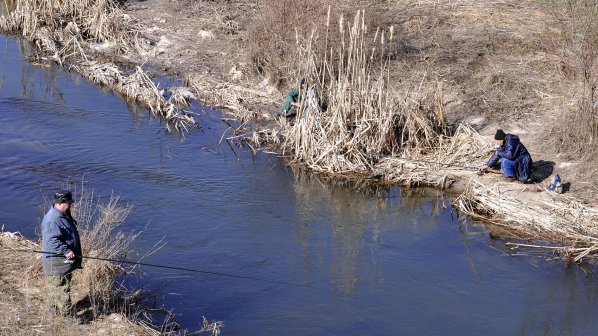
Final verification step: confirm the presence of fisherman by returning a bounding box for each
[41,190,82,323]
[480,129,533,182]
[279,78,307,119]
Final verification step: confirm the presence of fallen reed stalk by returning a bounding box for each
[455,179,598,262]
[371,123,494,188]
[0,0,195,133]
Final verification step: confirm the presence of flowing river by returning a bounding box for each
[2,34,598,335]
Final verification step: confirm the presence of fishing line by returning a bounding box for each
[17,249,308,287]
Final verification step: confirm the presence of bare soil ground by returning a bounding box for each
[122,0,597,204]
[124,0,281,116]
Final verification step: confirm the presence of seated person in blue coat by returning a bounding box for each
[480,129,533,182]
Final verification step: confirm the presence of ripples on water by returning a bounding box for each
[2,35,598,335]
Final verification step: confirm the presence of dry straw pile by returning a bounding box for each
[0,0,195,132]
[372,124,493,188]
[455,180,598,262]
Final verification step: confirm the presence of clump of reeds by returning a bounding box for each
[0,193,150,334]
[271,9,448,176]
[71,188,139,319]
[370,123,493,188]
[0,0,195,133]
[455,179,598,262]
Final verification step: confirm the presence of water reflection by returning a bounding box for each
[515,266,598,336]
[289,166,454,295]
[0,38,66,104]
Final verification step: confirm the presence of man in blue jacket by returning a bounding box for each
[41,190,82,322]
[480,129,533,182]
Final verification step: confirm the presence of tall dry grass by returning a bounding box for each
[261,9,448,176]
[544,0,598,159]
[246,0,395,88]
[0,188,153,334]
[71,188,140,320]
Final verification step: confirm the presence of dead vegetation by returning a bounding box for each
[0,187,223,335]
[371,124,493,188]
[455,180,598,262]
[252,9,450,182]
[543,0,598,162]
[0,0,195,132]
[0,191,150,335]
[244,0,595,178]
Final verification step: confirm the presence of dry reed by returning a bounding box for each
[455,179,598,262]
[263,10,449,177]
[543,0,598,160]
[0,0,195,133]
[371,124,493,188]
[71,188,139,320]
[0,192,149,334]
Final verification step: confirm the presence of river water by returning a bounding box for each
[2,35,598,335]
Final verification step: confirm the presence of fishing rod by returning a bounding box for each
[396,157,481,172]
[18,250,308,287]
[397,154,555,174]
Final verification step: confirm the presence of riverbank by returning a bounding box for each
[1,0,596,261]
[0,231,153,335]
[1,193,222,336]
[0,189,183,335]
[123,0,598,261]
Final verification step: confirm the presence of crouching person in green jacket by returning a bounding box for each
[41,190,83,323]
[279,79,307,119]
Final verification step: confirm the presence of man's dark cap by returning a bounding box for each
[494,129,506,140]
[54,190,75,204]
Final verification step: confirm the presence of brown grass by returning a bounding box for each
[0,184,223,335]
[252,9,449,180]
[72,188,138,320]
[455,179,598,262]
[246,0,396,89]
[542,0,598,160]
[0,0,196,133]
[372,124,493,188]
